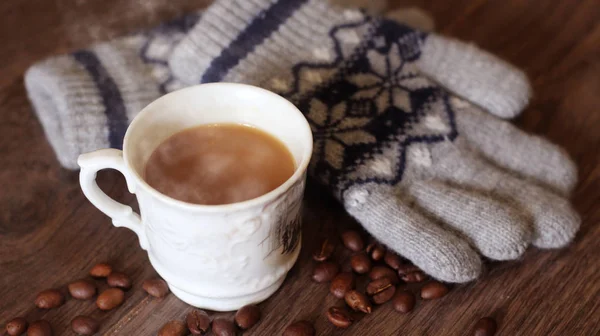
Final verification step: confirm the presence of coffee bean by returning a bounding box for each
[107,272,132,290]
[5,317,27,336]
[158,320,187,336]
[326,307,353,329]
[350,252,372,274]
[27,320,52,336]
[143,278,170,298]
[186,309,211,335]
[473,317,497,336]
[340,231,364,252]
[283,320,315,336]
[366,277,396,304]
[71,316,99,335]
[373,285,396,304]
[96,288,125,310]
[369,266,399,284]
[366,277,393,296]
[392,291,416,313]
[330,272,355,299]
[212,318,236,336]
[312,262,339,283]
[34,289,64,309]
[312,238,335,262]
[420,281,449,300]
[344,290,372,313]
[383,251,403,270]
[397,264,421,276]
[401,271,428,283]
[89,263,112,278]
[366,243,386,261]
[68,280,96,300]
[235,304,260,330]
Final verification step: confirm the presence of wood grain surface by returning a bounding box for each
[1,0,599,335]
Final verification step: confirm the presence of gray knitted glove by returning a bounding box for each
[24,5,430,170]
[169,0,580,282]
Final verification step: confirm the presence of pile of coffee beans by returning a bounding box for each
[157,304,262,336]
[310,229,444,329]
[3,262,171,335]
[304,229,497,335]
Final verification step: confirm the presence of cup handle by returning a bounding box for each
[78,149,149,250]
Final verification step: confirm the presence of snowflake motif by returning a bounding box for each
[346,43,429,115]
[280,19,456,193]
[307,99,375,171]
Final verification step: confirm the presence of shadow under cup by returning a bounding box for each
[122,83,313,311]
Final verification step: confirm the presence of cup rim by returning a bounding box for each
[122,83,313,212]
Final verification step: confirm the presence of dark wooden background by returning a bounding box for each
[1,0,599,335]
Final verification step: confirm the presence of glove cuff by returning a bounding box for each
[169,0,371,86]
[26,54,112,169]
[25,35,164,169]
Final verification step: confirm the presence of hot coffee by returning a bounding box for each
[144,123,295,205]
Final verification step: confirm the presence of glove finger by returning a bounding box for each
[432,141,580,248]
[455,104,578,195]
[343,184,481,283]
[407,180,531,261]
[417,34,531,119]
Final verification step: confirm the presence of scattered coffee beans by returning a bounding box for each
[341,230,364,252]
[235,304,261,330]
[68,279,96,300]
[158,320,187,336]
[383,251,403,270]
[326,307,353,329]
[107,272,132,290]
[312,262,339,283]
[35,289,65,309]
[312,238,335,262]
[397,264,421,276]
[71,316,99,335]
[143,278,170,298]
[369,266,399,284]
[344,290,372,313]
[401,271,427,283]
[5,317,27,336]
[96,288,125,310]
[89,263,112,278]
[283,320,315,336]
[186,309,211,335]
[473,317,497,336]
[420,281,449,300]
[27,320,52,336]
[350,252,372,274]
[367,277,396,304]
[212,318,236,336]
[330,272,355,299]
[366,242,386,261]
[392,291,416,313]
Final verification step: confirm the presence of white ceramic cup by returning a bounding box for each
[77,83,313,311]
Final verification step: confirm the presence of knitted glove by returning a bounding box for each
[24,5,431,170]
[168,0,580,282]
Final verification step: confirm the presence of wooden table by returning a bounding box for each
[1,0,599,335]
